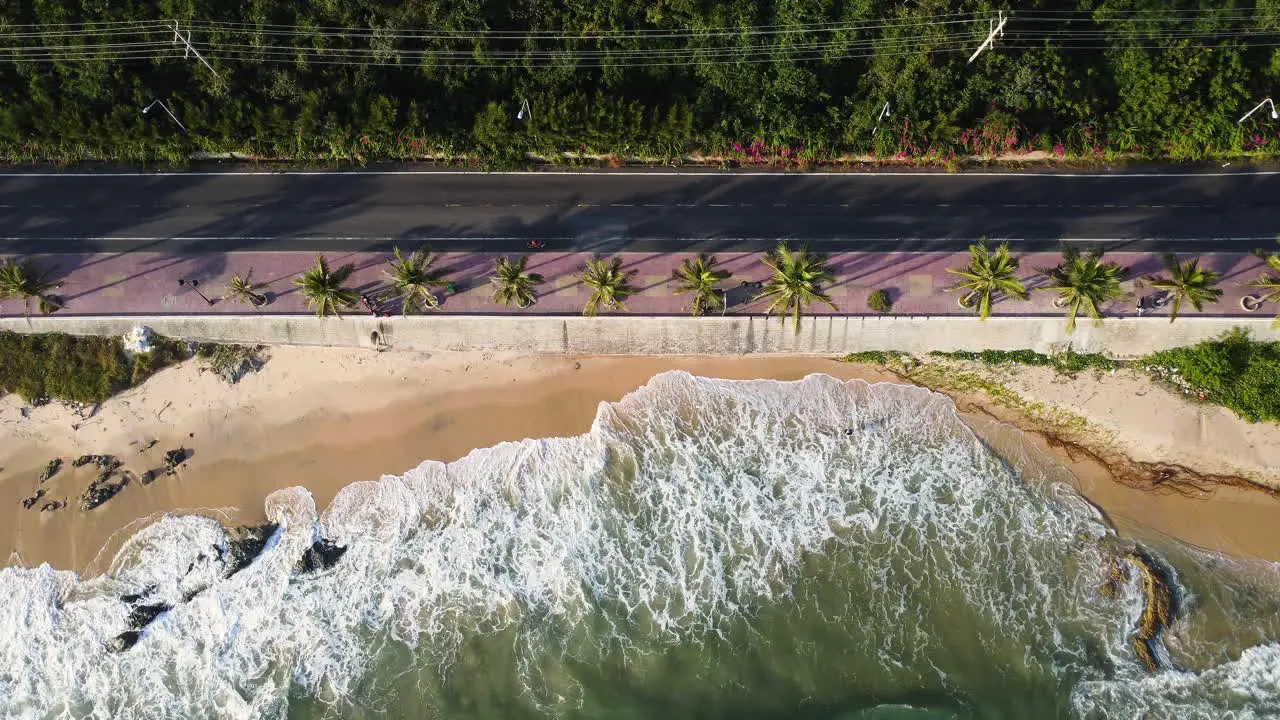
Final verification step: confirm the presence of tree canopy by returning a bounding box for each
[2,2,1278,164]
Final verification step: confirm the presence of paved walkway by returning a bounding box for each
[0,250,1270,319]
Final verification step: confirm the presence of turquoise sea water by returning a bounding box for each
[2,372,1279,719]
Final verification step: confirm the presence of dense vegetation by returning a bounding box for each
[2,1,1279,164]
[0,331,261,404]
[1143,328,1280,423]
[928,348,1120,374]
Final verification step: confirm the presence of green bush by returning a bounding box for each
[1142,329,1280,423]
[867,289,894,314]
[0,332,259,405]
[0,331,130,404]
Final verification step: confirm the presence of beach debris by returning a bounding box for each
[80,467,131,511]
[40,500,65,512]
[225,523,280,576]
[294,538,348,574]
[20,488,46,509]
[122,325,156,355]
[37,459,62,483]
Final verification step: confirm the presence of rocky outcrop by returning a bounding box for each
[225,523,279,576]
[1102,548,1179,672]
[80,468,131,510]
[295,538,347,574]
[107,598,172,653]
[37,459,61,483]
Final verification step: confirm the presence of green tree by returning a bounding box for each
[0,258,63,315]
[945,240,1028,320]
[581,256,637,316]
[224,271,267,307]
[386,246,452,314]
[1144,254,1223,322]
[1037,248,1129,333]
[294,255,358,318]
[672,253,731,316]
[753,241,838,334]
[1246,250,1280,327]
[490,255,544,309]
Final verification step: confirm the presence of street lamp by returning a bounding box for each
[178,278,215,306]
[142,99,189,134]
[1238,97,1278,124]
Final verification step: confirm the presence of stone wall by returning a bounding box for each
[2,314,1274,356]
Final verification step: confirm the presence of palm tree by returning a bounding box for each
[490,255,544,309]
[224,271,267,307]
[945,239,1029,320]
[1037,248,1129,333]
[580,256,637,316]
[672,253,732,316]
[293,254,359,317]
[753,241,838,334]
[386,246,452,314]
[1143,254,1223,322]
[1244,250,1280,326]
[0,257,63,315]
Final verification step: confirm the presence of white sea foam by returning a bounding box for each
[0,372,1274,719]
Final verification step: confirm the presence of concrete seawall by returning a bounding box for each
[1,315,1274,356]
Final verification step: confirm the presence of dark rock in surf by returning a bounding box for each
[225,523,279,576]
[294,538,348,574]
[40,500,65,512]
[126,602,171,631]
[107,631,142,653]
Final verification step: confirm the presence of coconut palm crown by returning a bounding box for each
[490,255,545,309]
[386,246,452,314]
[580,256,637,316]
[753,241,838,334]
[225,271,267,307]
[1247,249,1280,327]
[1037,248,1129,333]
[945,239,1029,320]
[0,257,64,315]
[294,254,359,317]
[672,253,732,316]
[1143,254,1222,322]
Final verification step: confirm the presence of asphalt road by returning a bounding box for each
[1,170,1278,254]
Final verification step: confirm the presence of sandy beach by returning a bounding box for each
[2,347,1279,573]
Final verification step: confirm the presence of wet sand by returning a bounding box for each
[2,348,1279,573]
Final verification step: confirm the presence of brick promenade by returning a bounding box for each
[0,251,1269,319]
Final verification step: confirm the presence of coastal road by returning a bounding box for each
[1,169,1278,254]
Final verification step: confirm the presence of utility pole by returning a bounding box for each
[967,11,1007,64]
[172,20,220,79]
[142,99,188,134]
[1238,98,1278,123]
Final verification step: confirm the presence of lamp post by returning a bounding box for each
[178,278,215,306]
[1238,98,1278,124]
[142,99,188,134]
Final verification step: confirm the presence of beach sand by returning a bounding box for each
[2,347,1279,573]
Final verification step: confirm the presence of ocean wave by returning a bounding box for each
[0,371,1275,719]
